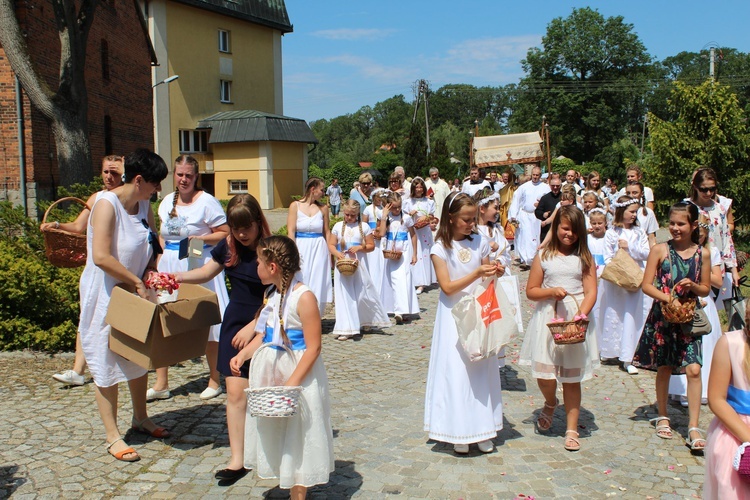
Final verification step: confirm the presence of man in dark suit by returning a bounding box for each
[534,173,562,242]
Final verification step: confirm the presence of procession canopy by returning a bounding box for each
[473,132,544,167]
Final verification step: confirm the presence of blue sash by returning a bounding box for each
[164,241,211,250]
[386,232,408,241]
[263,325,306,350]
[727,385,750,415]
[368,221,377,230]
[295,232,323,238]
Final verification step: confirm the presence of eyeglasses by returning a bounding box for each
[141,219,163,255]
[697,186,717,193]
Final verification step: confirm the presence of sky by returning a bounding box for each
[280,0,750,123]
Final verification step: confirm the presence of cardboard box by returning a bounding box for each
[107,284,222,369]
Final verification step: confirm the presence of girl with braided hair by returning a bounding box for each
[230,236,334,498]
[328,199,390,340]
[149,155,230,401]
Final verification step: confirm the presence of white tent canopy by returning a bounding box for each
[473,132,544,167]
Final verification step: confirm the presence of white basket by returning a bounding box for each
[244,343,302,418]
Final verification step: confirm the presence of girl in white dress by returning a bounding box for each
[424,192,505,454]
[79,149,170,462]
[378,191,420,324]
[362,188,386,296]
[669,218,724,405]
[586,209,608,349]
[328,200,390,340]
[230,236,334,499]
[519,205,598,451]
[597,196,650,374]
[626,182,659,248]
[287,177,332,316]
[150,155,230,401]
[404,177,437,294]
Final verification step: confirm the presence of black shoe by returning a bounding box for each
[214,467,248,480]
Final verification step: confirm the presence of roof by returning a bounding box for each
[169,0,293,33]
[197,110,318,144]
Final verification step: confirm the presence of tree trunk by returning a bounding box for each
[50,109,92,186]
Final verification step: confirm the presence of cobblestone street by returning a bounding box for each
[0,214,711,498]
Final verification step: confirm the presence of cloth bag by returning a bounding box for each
[724,282,748,331]
[601,248,644,292]
[452,277,518,361]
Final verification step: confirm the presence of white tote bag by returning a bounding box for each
[451,277,519,361]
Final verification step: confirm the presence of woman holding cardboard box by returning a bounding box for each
[148,155,229,401]
[78,149,169,462]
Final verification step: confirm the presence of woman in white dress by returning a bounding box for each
[424,192,505,454]
[78,149,169,462]
[404,177,437,294]
[362,188,386,296]
[328,199,390,340]
[597,196,650,374]
[287,177,332,316]
[378,191,420,324]
[147,155,230,401]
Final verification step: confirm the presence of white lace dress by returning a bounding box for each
[519,253,600,383]
[380,213,419,316]
[244,285,335,488]
[404,197,436,287]
[79,192,151,387]
[362,204,385,296]
[294,206,332,315]
[424,236,503,444]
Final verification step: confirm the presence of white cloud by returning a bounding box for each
[312,28,396,41]
[317,54,417,84]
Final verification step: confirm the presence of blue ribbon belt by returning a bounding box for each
[386,232,408,241]
[368,221,377,229]
[263,325,306,350]
[295,232,323,238]
[727,385,750,415]
[164,241,211,250]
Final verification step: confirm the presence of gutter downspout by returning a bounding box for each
[15,75,27,215]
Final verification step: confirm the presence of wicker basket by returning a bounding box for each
[41,197,90,268]
[245,343,303,418]
[546,294,589,345]
[336,258,359,276]
[383,249,403,260]
[661,290,696,324]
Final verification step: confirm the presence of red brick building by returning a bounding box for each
[0,1,156,217]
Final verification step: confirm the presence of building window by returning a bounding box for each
[218,29,231,53]
[179,130,208,153]
[229,180,248,194]
[101,39,110,81]
[104,115,113,154]
[220,80,232,103]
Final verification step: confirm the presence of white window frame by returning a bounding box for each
[220,80,232,103]
[179,130,208,153]
[228,179,248,194]
[218,29,231,53]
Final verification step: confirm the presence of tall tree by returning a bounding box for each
[0,0,98,186]
[647,80,750,215]
[510,7,652,163]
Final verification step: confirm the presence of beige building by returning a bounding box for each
[146,0,316,208]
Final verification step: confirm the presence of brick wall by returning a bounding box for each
[0,1,154,210]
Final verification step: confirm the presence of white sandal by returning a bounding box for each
[649,416,673,439]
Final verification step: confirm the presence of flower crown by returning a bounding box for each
[587,207,607,217]
[610,198,640,209]
[370,188,387,197]
[478,192,500,207]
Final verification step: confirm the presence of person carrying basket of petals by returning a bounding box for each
[519,205,599,452]
[229,236,334,499]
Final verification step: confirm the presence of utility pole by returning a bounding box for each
[710,47,716,83]
[412,79,432,158]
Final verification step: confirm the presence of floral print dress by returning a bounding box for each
[632,243,703,373]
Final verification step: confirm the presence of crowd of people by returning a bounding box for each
[42,155,748,498]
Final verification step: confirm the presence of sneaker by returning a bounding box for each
[200,385,223,400]
[477,440,494,453]
[52,370,85,386]
[415,287,423,295]
[394,314,403,325]
[337,335,350,341]
[453,443,469,454]
[146,388,171,400]
[625,364,639,375]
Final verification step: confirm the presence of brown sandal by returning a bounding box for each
[106,437,140,462]
[535,398,558,432]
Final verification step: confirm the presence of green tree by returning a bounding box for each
[647,80,750,216]
[510,7,652,163]
[403,121,427,177]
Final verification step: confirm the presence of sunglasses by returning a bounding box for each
[697,186,716,193]
[361,182,371,186]
[141,219,163,255]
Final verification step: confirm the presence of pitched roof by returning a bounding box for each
[169,0,293,33]
[197,110,318,144]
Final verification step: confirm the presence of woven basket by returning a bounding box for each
[661,290,696,324]
[336,258,359,276]
[383,249,403,260]
[41,197,90,268]
[245,343,303,418]
[737,250,748,271]
[413,216,431,229]
[546,294,589,345]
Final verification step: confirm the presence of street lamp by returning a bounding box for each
[153,75,179,88]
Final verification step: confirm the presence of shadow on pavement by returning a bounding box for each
[500,365,528,391]
[257,459,361,499]
[0,465,25,497]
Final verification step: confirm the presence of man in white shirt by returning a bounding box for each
[563,169,583,194]
[425,167,451,220]
[461,166,491,197]
[489,171,504,193]
[394,166,411,199]
[509,165,550,269]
